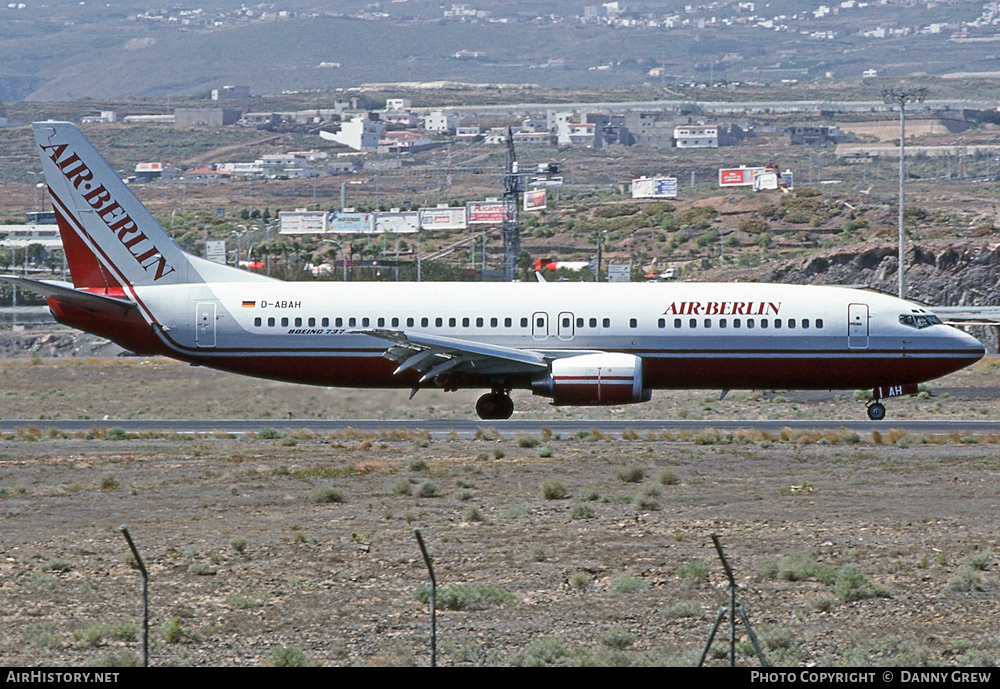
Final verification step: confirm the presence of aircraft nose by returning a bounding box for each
[955,328,986,361]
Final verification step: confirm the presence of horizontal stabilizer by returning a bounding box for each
[0,276,135,312]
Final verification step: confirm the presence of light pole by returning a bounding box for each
[323,239,348,281]
[882,87,927,300]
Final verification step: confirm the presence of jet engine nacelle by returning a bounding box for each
[532,353,651,406]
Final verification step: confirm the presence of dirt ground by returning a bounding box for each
[0,360,998,667]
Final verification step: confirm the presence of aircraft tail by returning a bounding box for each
[32,121,271,291]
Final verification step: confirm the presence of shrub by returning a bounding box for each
[390,477,412,495]
[270,644,316,667]
[946,566,985,593]
[106,427,128,441]
[570,504,594,520]
[309,486,344,504]
[614,464,645,483]
[98,473,120,490]
[676,560,710,587]
[541,480,568,500]
[608,572,647,595]
[257,427,282,440]
[163,617,185,644]
[833,564,890,602]
[413,583,517,611]
[657,468,679,486]
[416,481,439,498]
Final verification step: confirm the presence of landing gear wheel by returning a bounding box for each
[476,392,514,420]
[866,402,886,421]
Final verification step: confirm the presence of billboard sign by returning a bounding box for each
[278,210,328,235]
[523,189,547,212]
[467,201,506,225]
[631,176,678,199]
[328,211,374,234]
[374,211,420,234]
[419,207,467,230]
[718,167,766,187]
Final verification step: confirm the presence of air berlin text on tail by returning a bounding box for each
[39,142,176,281]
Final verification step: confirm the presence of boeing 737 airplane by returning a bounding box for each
[3,121,986,420]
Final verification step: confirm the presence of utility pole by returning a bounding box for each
[882,87,927,300]
[502,128,522,282]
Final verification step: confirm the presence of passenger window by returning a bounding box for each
[462,317,469,327]
[377,317,385,327]
[734,319,741,328]
[281,317,289,327]
[490,317,498,327]
[308,317,316,327]
[703,318,711,328]
[505,318,512,327]
[406,317,414,327]
[630,318,638,328]
[348,317,357,327]
[536,317,544,328]
[720,318,727,328]
[801,319,809,329]
[254,317,262,327]
[268,317,275,327]
[761,319,768,328]
[576,317,583,328]
[391,317,399,327]
[816,319,823,329]
[603,318,611,328]
[590,318,598,328]
[448,317,456,327]
[335,317,343,327]
[477,317,484,327]
[747,319,754,329]
[521,318,528,328]
[788,319,795,329]
[361,317,369,327]
[421,317,429,327]
[322,317,329,327]
[774,319,781,329]
[435,317,443,327]
[294,317,302,327]
[563,317,571,328]
[674,318,681,328]
[658,318,665,328]
[689,318,697,328]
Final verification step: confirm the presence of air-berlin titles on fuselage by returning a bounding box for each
[39,142,176,281]
[663,301,781,316]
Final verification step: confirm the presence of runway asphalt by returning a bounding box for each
[5,418,1000,438]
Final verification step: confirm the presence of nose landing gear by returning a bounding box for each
[866,401,886,421]
[476,389,514,420]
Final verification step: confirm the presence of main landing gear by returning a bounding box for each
[476,389,514,420]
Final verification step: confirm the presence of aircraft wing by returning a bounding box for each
[0,276,135,312]
[356,328,549,383]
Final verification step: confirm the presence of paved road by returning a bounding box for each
[6,418,1000,438]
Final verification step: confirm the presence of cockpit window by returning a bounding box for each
[900,314,942,329]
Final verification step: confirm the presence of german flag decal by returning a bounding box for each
[242,301,256,308]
